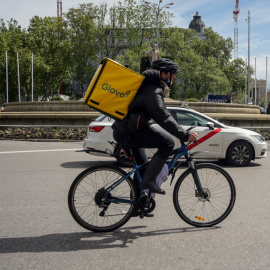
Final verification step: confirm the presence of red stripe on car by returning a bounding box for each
[187,128,222,150]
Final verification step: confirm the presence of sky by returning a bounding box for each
[0,0,269,88]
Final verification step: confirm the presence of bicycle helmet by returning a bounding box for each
[151,58,179,74]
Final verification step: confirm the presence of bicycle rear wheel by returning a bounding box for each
[68,165,136,232]
[173,163,236,227]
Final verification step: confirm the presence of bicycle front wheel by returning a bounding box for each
[173,163,236,227]
[68,165,136,232]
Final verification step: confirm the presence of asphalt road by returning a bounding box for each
[0,140,270,270]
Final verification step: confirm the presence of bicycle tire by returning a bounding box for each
[173,163,236,227]
[68,165,136,232]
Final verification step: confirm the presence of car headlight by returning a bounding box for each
[253,135,265,142]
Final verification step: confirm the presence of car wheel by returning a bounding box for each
[114,144,133,167]
[226,141,253,167]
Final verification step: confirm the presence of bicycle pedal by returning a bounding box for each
[99,210,105,216]
[144,213,154,218]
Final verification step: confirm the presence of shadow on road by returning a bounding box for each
[60,159,262,170]
[0,225,220,253]
[60,160,117,169]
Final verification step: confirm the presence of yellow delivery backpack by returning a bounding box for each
[84,58,145,120]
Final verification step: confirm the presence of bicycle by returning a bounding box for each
[68,125,236,232]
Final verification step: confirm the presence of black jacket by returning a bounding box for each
[113,69,189,142]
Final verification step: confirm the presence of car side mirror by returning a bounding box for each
[207,122,215,130]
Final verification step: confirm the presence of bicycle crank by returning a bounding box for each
[137,194,156,218]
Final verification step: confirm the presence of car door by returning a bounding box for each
[169,109,224,159]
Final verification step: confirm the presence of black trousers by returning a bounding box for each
[113,125,175,167]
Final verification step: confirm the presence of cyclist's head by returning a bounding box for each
[151,58,179,87]
[151,58,179,74]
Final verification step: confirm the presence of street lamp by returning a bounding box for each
[144,0,174,48]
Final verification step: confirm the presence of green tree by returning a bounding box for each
[224,58,247,102]
[94,2,127,60]
[95,0,171,61]
[66,3,98,96]
[28,16,73,100]
[0,19,41,102]
[160,27,234,100]
[199,28,232,69]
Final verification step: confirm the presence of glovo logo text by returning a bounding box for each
[102,83,130,98]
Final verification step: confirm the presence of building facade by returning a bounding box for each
[251,79,267,105]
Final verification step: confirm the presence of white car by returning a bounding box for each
[83,106,268,167]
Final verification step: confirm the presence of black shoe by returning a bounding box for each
[140,182,166,195]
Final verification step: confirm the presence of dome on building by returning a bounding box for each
[189,12,205,34]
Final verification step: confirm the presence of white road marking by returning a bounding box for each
[0,149,82,154]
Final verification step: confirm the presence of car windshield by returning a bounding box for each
[169,109,210,127]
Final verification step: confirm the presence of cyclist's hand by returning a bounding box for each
[188,132,198,142]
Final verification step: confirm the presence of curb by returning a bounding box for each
[0,138,83,142]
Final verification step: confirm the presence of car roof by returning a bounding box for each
[167,105,196,111]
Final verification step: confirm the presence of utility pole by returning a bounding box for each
[245,58,247,104]
[57,0,62,17]
[31,52,34,102]
[233,0,240,59]
[144,0,174,48]
[5,51,8,103]
[247,11,251,104]
[254,58,256,105]
[17,52,21,102]
[266,57,268,114]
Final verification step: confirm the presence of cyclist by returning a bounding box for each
[112,58,197,195]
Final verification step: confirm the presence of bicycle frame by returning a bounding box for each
[104,161,148,205]
[168,144,189,170]
[103,143,206,204]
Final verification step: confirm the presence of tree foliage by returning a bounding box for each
[0,0,247,102]
[66,3,98,96]
[28,16,73,100]
[0,19,32,101]
[224,58,248,101]
[160,27,236,100]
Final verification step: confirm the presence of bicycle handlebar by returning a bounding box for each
[186,125,197,132]
[180,125,197,145]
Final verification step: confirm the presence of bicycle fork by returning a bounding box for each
[188,157,209,201]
